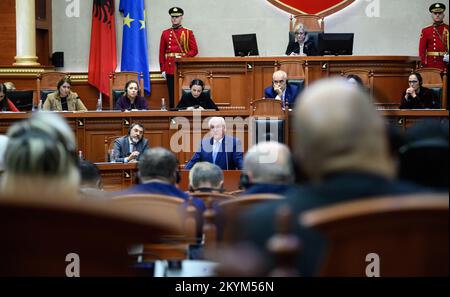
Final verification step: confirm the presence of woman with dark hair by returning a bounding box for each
[176,79,219,110]
[285,23,317,56]
[346,74,364,87]
[0,83,19,112]
[42,78,87,111]
[115,80,148,111]
[399,72,439,109]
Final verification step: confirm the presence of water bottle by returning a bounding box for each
[96,97,102,111]
[161,98,167,111]
[110,149,118,163]
[78,150,83,161]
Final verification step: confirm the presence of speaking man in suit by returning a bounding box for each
[113,122,149,163]
[264,70,300,109]
[185,117,243,170]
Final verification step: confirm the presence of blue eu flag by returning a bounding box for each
[119,0,150,94]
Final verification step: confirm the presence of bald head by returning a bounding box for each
[294,78,395,181]
[244,141,294,184]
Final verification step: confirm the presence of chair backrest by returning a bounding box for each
[189,191,235,203]
[219,193,285,242]
[112,194,197,241]
[6,90,34,111]
[300,194,449,276]
[112,194,198,261]
[104,135,121,162]
[289,14,324,33]
[0,195,181,276]
[415,68,447,109]
[250,99,290,144]
[109,72,144,110]
[36,72,69,105]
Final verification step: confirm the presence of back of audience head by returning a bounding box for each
[1,112,79,200]
[138,147,179,184]
[398,119,449,189]
[243,141,295,185]
[189,162,224,192]
[294,78,395,182]
[79,160,102,190]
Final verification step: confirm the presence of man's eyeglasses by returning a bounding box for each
[408,80,419,84]
[273,80,285,84]
[210,125,223,130]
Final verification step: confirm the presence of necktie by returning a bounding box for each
[212,141,220,163]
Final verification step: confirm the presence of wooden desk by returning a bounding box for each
[96,162,242,193]
[0,110,250,164]
[1,109,448,164]
[175,56,420,108]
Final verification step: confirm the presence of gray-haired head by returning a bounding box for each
[244,141,295,184]
[138,147,178,184]
[189,162,224,190]
[1,112,79,199]
[293,78,395,182]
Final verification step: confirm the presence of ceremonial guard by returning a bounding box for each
[159,7,198,108]
[419,3,449,71]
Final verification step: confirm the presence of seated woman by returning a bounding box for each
[115,80,148,111]
[285,23,317,56]
[176,79,219,110]
[42,78,87,111]
[399,72,439,109]
[0,83,19,112]
[346,74,364,87]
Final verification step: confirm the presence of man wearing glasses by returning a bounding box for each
[185,117,243,170]
[264,70,300,109]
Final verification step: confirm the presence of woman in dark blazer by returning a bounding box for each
[399,72,439,109]
[176,79,219,110]
[115,80,148,111]
[285,23,317,56]
[0,83,19,112]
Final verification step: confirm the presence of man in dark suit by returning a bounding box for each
[113,122,149,163]
[240,141,295,195]
[185,117,243,170]
[233,78,428,276]
[264,70,299,109]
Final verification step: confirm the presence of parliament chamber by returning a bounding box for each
[1,55,449,191]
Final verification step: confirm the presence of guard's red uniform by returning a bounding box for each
[419,22,449,71]
[159,27,198,75]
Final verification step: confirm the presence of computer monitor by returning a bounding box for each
[318,33,354,56]
[232,34,259,57]
[7,90,34,111]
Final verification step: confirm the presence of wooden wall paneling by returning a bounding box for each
[147,79,169,109]
[253,63,276,100]
[372,74,410,107]
[0,0,16,66]
[83,117,124,162]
